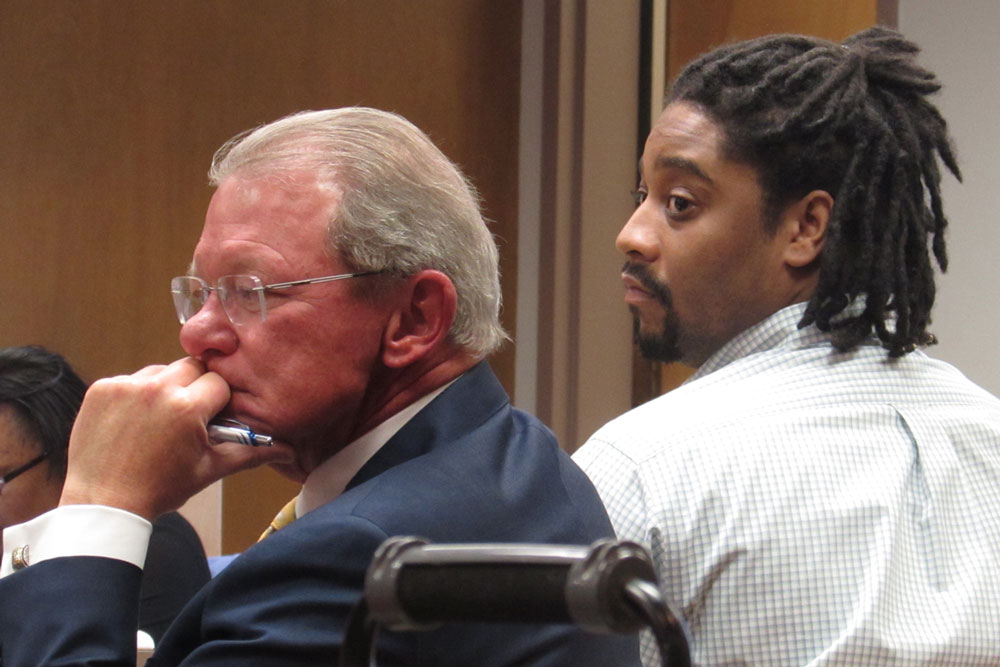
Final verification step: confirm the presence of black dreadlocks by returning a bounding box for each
[667,26,960,357]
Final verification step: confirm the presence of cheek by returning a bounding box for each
[251,312,383,396]
[660,239,711,296]
[0,475,61,526]
[662,241,740,322]
[691,229,757,282]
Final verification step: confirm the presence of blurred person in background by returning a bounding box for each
[0,344,210,643]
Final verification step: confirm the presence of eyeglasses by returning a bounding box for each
[170,271,381,326]
[0,452,48,495]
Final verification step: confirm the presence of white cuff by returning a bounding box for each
[1,505,152,576]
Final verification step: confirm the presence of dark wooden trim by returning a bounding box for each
[877,0,899,27]
[535,0,562,426]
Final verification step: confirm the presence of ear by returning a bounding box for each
[781,189,832,268]
[381,270,458,368]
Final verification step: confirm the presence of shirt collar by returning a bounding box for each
[296,379,456,517]
[689,302,812,381]
[688,299,883,383]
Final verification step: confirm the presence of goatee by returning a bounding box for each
[623,261,683,364]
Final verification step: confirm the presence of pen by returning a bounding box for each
[208,422,274,447]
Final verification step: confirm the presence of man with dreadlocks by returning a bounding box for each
[574,26,1000,665]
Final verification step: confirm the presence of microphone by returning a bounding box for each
[365,537,656,634]
[354,536,690,667]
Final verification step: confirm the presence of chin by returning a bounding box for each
[268,459,309,484]
[638,337,683,365]
[633,313,683,364]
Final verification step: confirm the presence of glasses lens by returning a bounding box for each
[218,275,265,325]
[170,276,208,324]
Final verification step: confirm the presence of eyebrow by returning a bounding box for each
[186,259,259,278]
[639,155,714,184]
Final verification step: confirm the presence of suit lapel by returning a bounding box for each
[346,361,507,490]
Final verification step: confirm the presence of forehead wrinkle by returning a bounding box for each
[189,240,299,280]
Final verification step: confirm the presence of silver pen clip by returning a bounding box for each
[207,419,274,447]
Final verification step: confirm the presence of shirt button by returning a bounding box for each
[11,545,30,570]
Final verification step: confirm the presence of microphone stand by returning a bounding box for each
[339,537,689,667]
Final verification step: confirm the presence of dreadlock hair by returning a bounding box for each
[667,26,960,357]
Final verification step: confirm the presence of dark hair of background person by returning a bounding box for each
[0,345,86,479]
[667,25,960,357]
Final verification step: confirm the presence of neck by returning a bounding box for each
[349,346,481,444]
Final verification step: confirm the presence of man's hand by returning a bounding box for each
[59,357,294,520]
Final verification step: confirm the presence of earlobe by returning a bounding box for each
[382,270,458,368]
[783,190,832,268]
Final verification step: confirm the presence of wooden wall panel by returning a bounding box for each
[667,0,882,80]
[0,0,521,552]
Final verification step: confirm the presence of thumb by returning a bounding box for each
[204,440,297,478]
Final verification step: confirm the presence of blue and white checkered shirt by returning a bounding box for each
[574,303,1000,665]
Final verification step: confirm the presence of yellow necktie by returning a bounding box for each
[258,496,298,541]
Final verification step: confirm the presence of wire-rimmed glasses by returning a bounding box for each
[170,271,381,326]
[0,452,48,495]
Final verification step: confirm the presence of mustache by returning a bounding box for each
[622,261,673,307]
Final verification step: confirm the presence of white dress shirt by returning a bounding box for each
[574,303,1000,666]
[1,382,451,577]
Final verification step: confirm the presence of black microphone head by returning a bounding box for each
[355,537,689,667]
[566,539,657,634]
[364,536,658,634]
[366,536,594,630]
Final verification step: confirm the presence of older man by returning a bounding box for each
[0,108,639,665]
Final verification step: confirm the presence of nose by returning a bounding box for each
[178,294,239,360]
[616,204,659,262]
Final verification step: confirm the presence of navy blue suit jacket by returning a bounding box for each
[0,362,640,666]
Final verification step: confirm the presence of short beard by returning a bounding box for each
[623,261,683,364]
